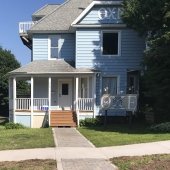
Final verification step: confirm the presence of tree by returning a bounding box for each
[122,0,170,122]
[0,47,20,117]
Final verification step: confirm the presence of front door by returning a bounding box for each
[58,79,72,109]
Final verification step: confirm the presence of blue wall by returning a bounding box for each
[79,5,123,25]
[76,28,145,106]
[16,115,31,127]
[33,34,75,61]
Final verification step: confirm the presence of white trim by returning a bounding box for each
[48,35,61,60]
[101,30,121,57]
[48,77,51,126]
[72,24,126,28]
[71,1,122,26]
[13,77,16,123]
[75,77,79,126]
[30,78,33,126]
[93,74,96,118]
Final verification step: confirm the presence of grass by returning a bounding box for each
[111,154,170,170]
[0,159,56,170]
[0,128,55,150]
[78,124,170,147]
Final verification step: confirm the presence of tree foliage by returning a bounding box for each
[122,0,170,122]
[0,47,20,116]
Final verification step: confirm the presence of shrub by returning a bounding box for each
[5,122,26,129]
[80,117,102,127]
[150,122,170,132]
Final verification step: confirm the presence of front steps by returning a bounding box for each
[50,111,77,127]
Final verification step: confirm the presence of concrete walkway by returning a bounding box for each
[0,128,170,170]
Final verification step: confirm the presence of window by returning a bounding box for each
[62,84,69,95]
[102,77,117,95]
[80,78,88,98]
[50,36,60,59]
[102,32,120,56]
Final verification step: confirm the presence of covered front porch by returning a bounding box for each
[9,60,97,128]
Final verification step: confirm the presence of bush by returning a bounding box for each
[150,122,170,132]
[80,117,102,127]
[5,122,26,129]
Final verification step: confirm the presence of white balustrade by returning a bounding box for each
[19,22,34,34]
[16,98,48,111]
[33,98,49,111]
[16,98,31,110]
[78,98,94,111]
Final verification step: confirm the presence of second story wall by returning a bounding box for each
[33,34,75,61]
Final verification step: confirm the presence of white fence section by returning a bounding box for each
[16,98,48,111]
[33,98,48,111]
[16,98,31,110]
[78,98,94,111]
[19,21,34,34]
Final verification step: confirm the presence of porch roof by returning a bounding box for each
[9,60,96,76]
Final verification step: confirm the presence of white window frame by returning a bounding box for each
[48,35,61,60]
[102,75,120,95]
[101,30,121,57]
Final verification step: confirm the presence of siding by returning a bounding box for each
[76,28,145,105]
[33,34,75,61]
[16,115,31,127]
[79,6,123,25]
[33,35,49,60]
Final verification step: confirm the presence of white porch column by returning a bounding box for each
[48,77,51,127]
[13,77,16,123]
[30,77,34,128]
[75,76,79,126]
[93,74,97,118]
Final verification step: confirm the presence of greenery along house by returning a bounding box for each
[8,0,145,128]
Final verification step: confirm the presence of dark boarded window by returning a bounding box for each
[102,32,118,55]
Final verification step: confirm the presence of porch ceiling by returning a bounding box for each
[9,60,97,76]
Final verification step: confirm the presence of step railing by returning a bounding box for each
[78,98,94,111]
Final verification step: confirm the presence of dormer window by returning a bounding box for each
[101,31,121,56]
[49,35,60,59]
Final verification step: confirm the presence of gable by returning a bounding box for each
[78,5,123,25]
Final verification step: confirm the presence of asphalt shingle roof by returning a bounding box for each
[32,4,60,18]
[30,0,93,32]
[9,60,95,75]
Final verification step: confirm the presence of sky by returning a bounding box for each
[0,0,64,65]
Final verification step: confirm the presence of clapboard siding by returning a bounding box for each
[33,34,75,61]
[79,6,123,25]
[33,35,48,60]
[76,28,145,97]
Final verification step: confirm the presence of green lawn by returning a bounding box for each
[111,154,170,170]
[0,128,55,150]
[78,124,170,147]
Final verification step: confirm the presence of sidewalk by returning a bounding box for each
[0,128,170,170]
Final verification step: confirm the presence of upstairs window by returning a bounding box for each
[102,31,120,56]
[49,35,60,59]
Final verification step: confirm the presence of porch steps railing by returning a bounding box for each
[78,98,94,111]
[16,98,48,111]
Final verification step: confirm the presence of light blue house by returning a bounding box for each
[9,0,145,128]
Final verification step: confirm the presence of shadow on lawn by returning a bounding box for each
[84,123,155,135]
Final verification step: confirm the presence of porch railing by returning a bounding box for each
[16,98,48,111]
[78,98,94,111]
[19,21,34,34]
[16,98,31,110]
